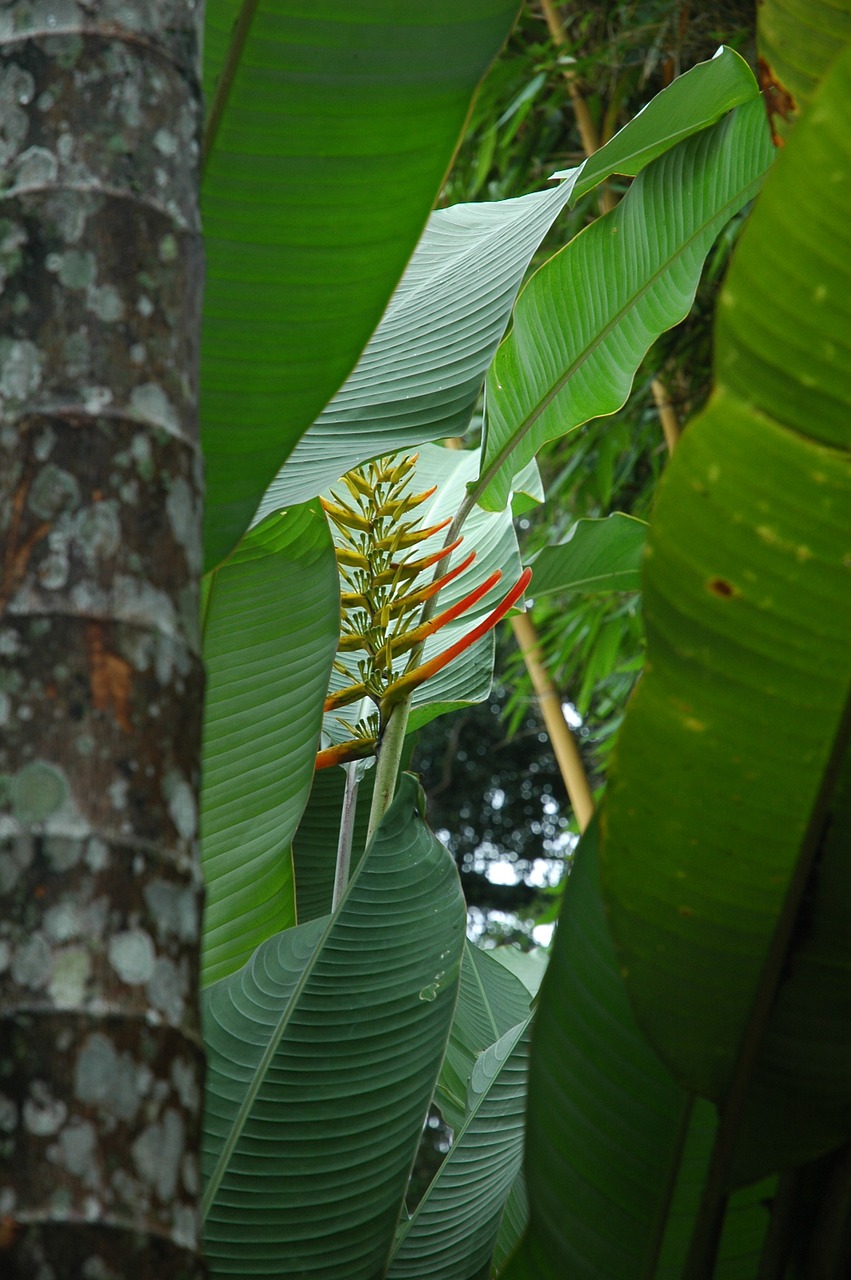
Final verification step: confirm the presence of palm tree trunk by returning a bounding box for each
[0,2,206,1275]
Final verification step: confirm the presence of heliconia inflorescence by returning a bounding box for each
[316,454,531,769]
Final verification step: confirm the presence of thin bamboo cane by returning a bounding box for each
[511,611,595,832]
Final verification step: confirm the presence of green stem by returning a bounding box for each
[366,697,413,842]
[331,763,360,910]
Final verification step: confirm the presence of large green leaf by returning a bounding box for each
[200,502,339,985]
[502,821,772,1280]
[437,941,532,1132]
[602,43,851,1108]
[255,184,577,515]
[202,773,466,1279]
[716,51,851,451]
[256,50,759,514]
[388,1021,531,1280]
[530,514,647,598]
[476,95,774,512]
[729,745,851,1186]
[566,47,757,196]
[200,0,522,566]
[501,820,694,1279]
[758,0,851,136]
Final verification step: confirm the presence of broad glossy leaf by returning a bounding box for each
[501,820,692,1279]
[729,747,851,1186]
[758,0,851,137]
[491,1172,528,1276]
[200,502,339,985]
[489,943,548,996]
[255,184,579,516]
[502,821,772,1279]
[258,50,758,515]
[437,941,532,1132]
[388,1021,531,1280]
[716,48,851,449]
[201,0,522,565]
[202,773,466,1279]
[476,96,774,512]
[530,514,647,598]
[602,43,851,1105]
[566,47,758,195]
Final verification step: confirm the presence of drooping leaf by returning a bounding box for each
[729,745,851,1186]
[501,819,694,1279]
[476,95,774,512]
[254,185,579,517]
[257,50,760,515]
[388,1021,531,1280]
[502,820,773,1279]
[716,54,851,450]
[530,514,647,598]
[200,502,339,985]
[565,46,758,195]
[202,773,466,1279]
[200,0,522,565]
[602,44,851,1109]
[437,941,532,1132]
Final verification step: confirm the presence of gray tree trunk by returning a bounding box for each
[0,2,206,1275]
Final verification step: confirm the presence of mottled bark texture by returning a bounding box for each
[0,2,206,1276]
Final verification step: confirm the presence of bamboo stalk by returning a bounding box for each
[651,376,681,454]
[540,0,604,172]
[511,611,595,832]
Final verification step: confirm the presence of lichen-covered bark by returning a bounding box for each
[0,2,206,1275]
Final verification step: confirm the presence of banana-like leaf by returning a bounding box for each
[602,43,851,1111]
[491,1172,529,1276]
[255,184,577,516]
[530,514,647,598]
[728,748,851,1187]
[200,0,522,566]
[476,95,774,512]
[501,819,695,1279]
[502,820,773,1280]
[257,51,759,515]
[758,0,851,138]
[564,46,757,195]
[200,502,339,985]
[202,773,466,1279]
[437,941,532,1132]
[489,944,548,996]
[388,1021,531,1280]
